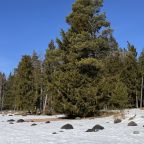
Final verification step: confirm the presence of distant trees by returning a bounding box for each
[31,51,43,112]
[43,40,61,114]
[5,72,17,110]
[1,0,144,117]
[138,50,144,108]
[0,73,6,111]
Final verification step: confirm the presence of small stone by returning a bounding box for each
[114,119,122,124]
[31,123,37,126]
[133,131,140,134]
[52,132,57,134]
[9,122,14,124]
[7,119,15,122]
[86,129,93,132]
[86,129,99,132]
[8,115,13,116]
[59,131,64,132]
[17,119,25,123]
[45,121,50,124]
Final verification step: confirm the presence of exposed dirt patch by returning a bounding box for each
[25,118,65,123]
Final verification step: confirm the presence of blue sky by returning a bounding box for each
[0,0,144,75]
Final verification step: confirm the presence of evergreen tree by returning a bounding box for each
[31,51,43,112]
[43,40,62,114]
[0,73,6,111]
[1,0,143,116]
[4,73,15,110]
[110,80,129,109]
[121,43,138,107]
[16,55,35,111]
[138,49,144,107]
[55,0,115,117]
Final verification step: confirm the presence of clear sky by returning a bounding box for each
[0,0,144,76]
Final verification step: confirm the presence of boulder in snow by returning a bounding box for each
[61,124,73,130]
[114,119,122,124]
[128,121,137,126]
[17,119,25,123]
[52,132,57,134]
[31,123,37,126]
[86,124,104,132]
[86,129,99,132]
[8,115,13,116]
[45,121,50,124]
[92,124,104,131]
[7,119,15,122]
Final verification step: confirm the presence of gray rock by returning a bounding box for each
[114,119,122,124]
[86,129,99,132]
[61,124,73,130]
[7,119,15,122]
[45,121,50,124]
[133,131,140,134]
[9,122,14,124]
[17,119,25,123]
[86,129,94,132]
[59,131,64,132]
[128,121,137,126]
[31,123,37,126]
[52,132,57,134]
[92,124,104,131]
[86,124,104,132]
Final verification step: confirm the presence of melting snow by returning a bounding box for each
[0,109,144,144]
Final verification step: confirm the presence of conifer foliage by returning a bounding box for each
[1,0,143,117]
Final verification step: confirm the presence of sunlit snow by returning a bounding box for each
[0,109,144,144]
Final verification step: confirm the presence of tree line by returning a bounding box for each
[0,0,144,117]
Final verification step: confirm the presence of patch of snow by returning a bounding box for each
[0,109,144,144]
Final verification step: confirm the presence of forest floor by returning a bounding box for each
[0,109,144,144]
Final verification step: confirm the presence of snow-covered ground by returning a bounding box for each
[0,109,144,144]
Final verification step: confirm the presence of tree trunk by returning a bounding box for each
[43,95,48,114]
[136,89,138,108]
[140,76,143,108]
